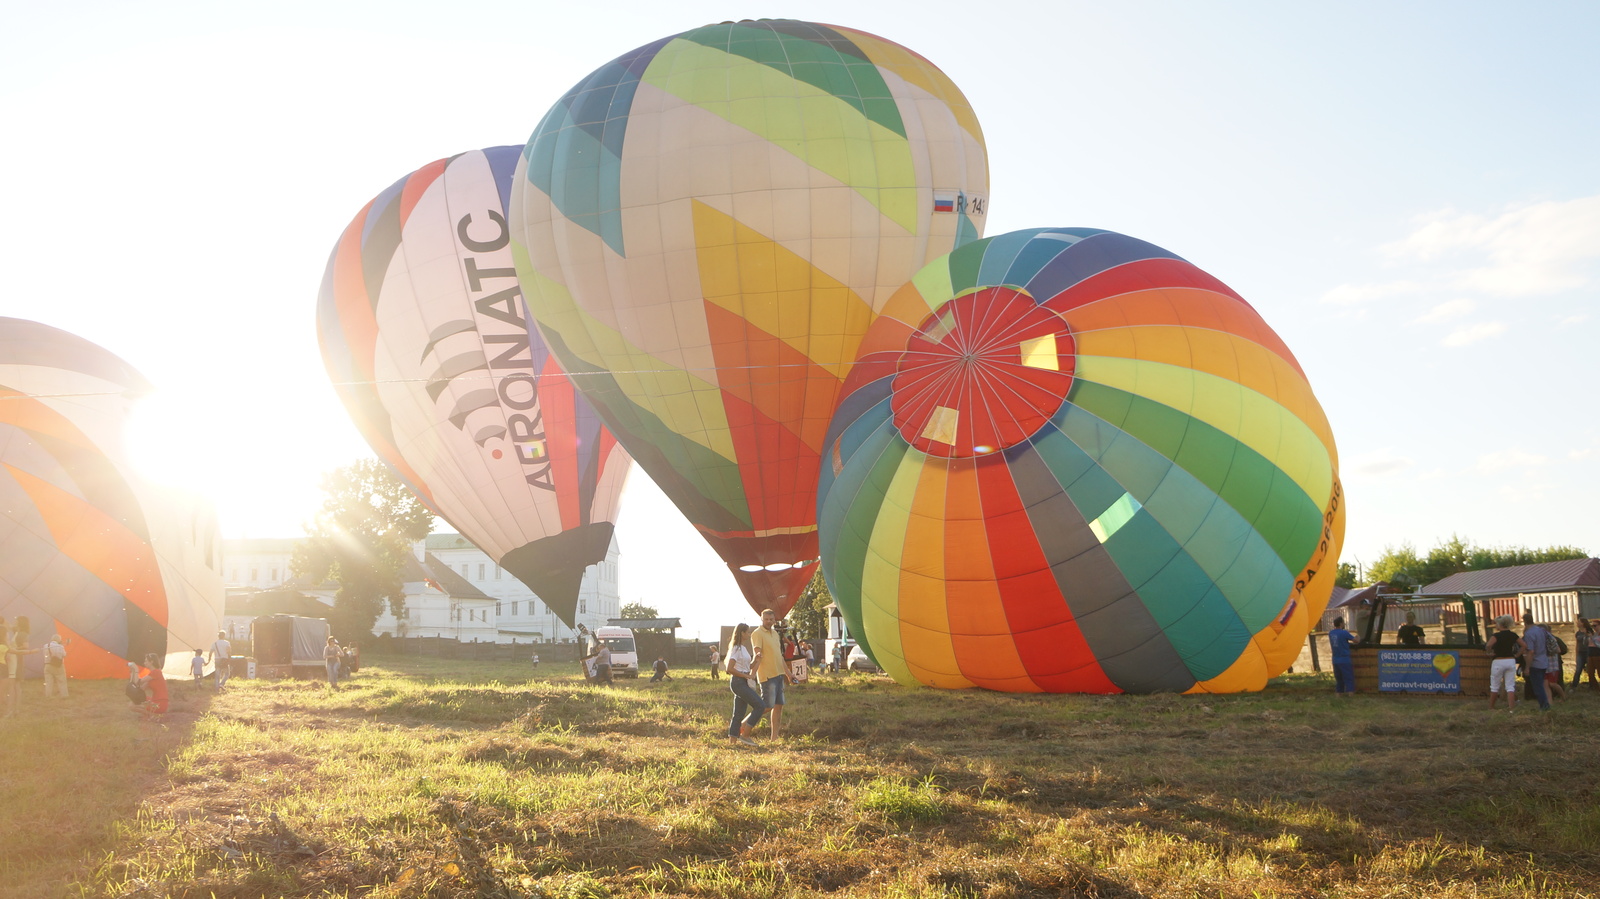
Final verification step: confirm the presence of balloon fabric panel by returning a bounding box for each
[512,20,989,615]
[819,229,1343,694]
[0,318,224,678]
[318,148,630,626]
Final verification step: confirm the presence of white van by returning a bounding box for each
[595,626,639,678]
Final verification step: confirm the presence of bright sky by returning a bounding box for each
[3,2,1597,640]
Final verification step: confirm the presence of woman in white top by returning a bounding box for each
[724,623,766,745]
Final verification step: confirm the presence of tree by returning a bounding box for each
[787,570,831,640]
[1335,562,1359,589]
[620,601,660,620]
[1359,536,1590,590]
[291,459,434,642]
[1365,542,1424,590]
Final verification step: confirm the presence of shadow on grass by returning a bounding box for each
[2,676,216,897]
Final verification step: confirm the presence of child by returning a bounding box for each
[190,649,206,690]
[138,654,169,719]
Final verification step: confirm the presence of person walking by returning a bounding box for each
[723,623,764,746]
[1486,614,1519,713]
[190,649,207,691]
[323,635,342,690]
[708,645,721,680]
[1519,611,1552,711]
[207,630,232,691]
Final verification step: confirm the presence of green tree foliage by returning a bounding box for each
[1359,535,1589,590]
[620,601,660,620]
[619,601,663,631]
[1335,562,1359,589]
[291,459,434,641]
[1365,543,1425,590]
[787,569,832,640]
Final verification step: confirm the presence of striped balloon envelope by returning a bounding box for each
[0,318,224,678]
[818,228,1344,693]
[318,147,631,626]
[510,19,989,615]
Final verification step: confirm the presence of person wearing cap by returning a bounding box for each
[1485,614,1519,713]
[41,634,68,698]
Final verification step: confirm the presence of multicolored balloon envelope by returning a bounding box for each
[318,146,631,626]
[510,19,989,615]
[0,318,225,678]
[818,228,1344,693]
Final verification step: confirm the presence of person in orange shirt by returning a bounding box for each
[750,609,793,739]
[138,654,169,719]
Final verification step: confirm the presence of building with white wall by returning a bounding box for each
[222,538,298,590]
[425,533,621,643]
[221,532,621,643]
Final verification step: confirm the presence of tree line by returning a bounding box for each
[1338,535,1589,590]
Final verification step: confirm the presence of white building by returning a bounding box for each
[221,532,621,643]
[222,538,298,589]
[425,533,621,643]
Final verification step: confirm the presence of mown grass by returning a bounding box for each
[3,655,1598,898]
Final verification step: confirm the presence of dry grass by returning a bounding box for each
[4,655,1598,898]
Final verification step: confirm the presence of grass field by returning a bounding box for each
[3,655,1597,898]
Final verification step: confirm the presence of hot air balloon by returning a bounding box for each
[0,318,224,678]
[817,228,1344,694]
[510,19,989,615]
[317,146,630,625]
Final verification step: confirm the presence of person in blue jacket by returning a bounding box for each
[1328,616,1359,697]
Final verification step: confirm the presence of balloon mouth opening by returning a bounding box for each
[736,558,817,573]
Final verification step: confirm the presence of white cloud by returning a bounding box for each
[1320,195,1600,314]
[1384,196,1600,297]
[1477,449,1548,474]
[1560,313,1589,326]
[1441,321,1506,346]
[1414,299,1476,323]
[1351,449,1414,476]
[1319,280,1426,306]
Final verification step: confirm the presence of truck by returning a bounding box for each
[595,625,639,678]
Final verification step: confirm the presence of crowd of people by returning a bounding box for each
[568,612,821,747]
[1328,609,1600,710]
[1485,612,1599,712]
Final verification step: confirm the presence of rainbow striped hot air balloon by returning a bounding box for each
[818,228,1344,694]
[510,19,989,615]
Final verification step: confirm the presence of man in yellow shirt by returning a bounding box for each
[751,609,790,738]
